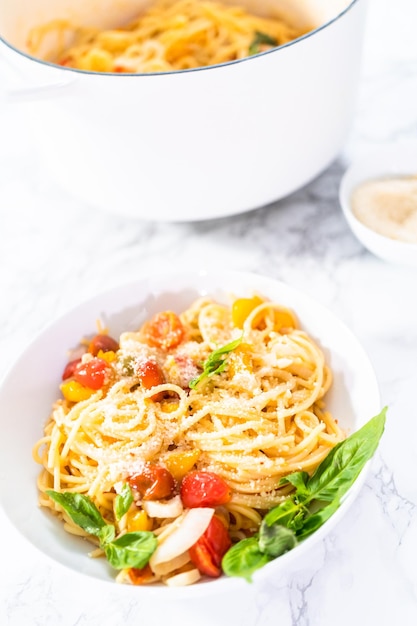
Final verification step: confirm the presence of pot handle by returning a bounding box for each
[0,46,76,103]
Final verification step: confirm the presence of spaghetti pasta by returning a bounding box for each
[34,294,345,586]
[27,0,310,73]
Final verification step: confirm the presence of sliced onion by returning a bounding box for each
[165,568,201,587]
[143,495,183,519]
[152,551,190,576]
[150,507,214,568]
[113,481,124,495]
[153,512,186,538]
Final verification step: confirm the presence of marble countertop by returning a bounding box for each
[1,0,417,624]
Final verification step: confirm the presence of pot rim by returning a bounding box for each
[0,0,360,77]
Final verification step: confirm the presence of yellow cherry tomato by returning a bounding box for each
[231,296,264,329]
[165,449,201,481]
[271,308,298,333]
[60,380,95,403]
[126,509,152,532]
[97,349,117,363]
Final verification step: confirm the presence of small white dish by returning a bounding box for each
[339,141,417,266]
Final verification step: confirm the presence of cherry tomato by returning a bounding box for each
[141,311,184,351]
[137,359,165,389]
[73,358,110,390]
[231,296,264,329]
[137,358,165,401]
[88,334,119,356]
[189,516,232,578]
[128,464,175,500]
[62,358,82,381]
[180,471,232,508]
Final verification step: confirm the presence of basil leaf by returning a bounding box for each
[263,497,304,527]
[258,522,297,557]
[288,507,308,532]
[305,408,387,502]
[98,524,116,546]
[280,471,310,500]
[249,31,277,56]
[296,498,341,540]
[114,483,133,521]
[104,531,157,570]
[189,335,243,389]
[46,490,107,537]
[222,536,271,582]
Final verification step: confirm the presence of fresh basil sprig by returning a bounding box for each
[114,483,134,521]
[249,31,278,56]
[222,408,387,580]
[189,335,243,389]
[46,489,157,570]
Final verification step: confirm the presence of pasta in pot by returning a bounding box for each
[27,0,311,73]
[33,294,345,586]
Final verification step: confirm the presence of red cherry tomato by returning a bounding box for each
[88,334,119,356]
[73,358,110,390]
[180,471,232,508]
[189,516,232,578]
[127,464,175,500]
[137,358,165,401]
[141,311,184,351]
[62,358,82,381]
[137,359,165,389]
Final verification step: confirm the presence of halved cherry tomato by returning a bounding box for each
[73,358,110,390]
[141,311,184,351]
[62,358,82,381]
[88,334,119,356]
[189,515,232,578]
[127,464,175,500]
[180,471,232,508]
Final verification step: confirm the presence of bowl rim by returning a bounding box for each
[0,0,360,77]
[0,268,381,597]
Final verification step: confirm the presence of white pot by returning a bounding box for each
[0,0,367,222]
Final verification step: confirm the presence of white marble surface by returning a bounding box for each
[1,0,417,624]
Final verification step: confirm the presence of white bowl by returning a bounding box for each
[339,142,417,266]
[0,270,380,597]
